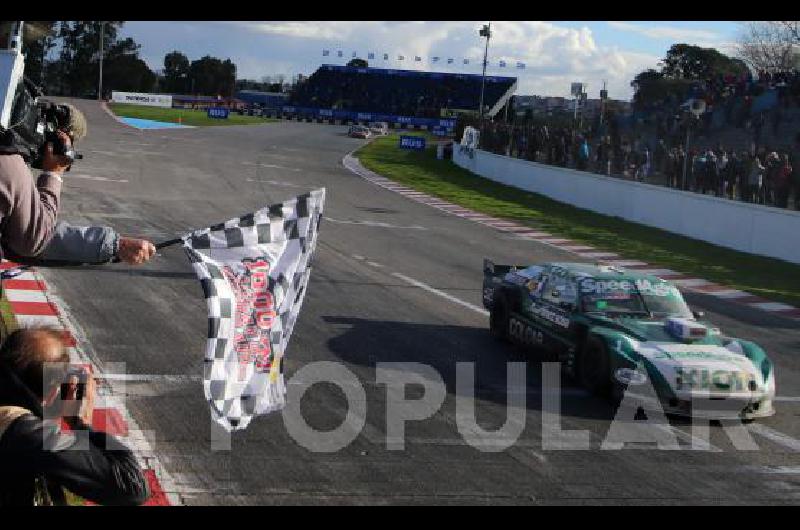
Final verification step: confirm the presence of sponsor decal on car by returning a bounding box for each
[529,302,571,328]
[509,317,544,345]
[674,367,756,392]
[579,277,676,297]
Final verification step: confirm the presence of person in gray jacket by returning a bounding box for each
[0,103,155,266]
[30,222,155,265]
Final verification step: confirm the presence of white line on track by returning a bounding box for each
[69,174,129,183]
[241,161,302,172]
[748,423,800,452]
[391,272,489,317]
[326,217,427,230]
[85,149,120,156]
[661,425,723,452]
[753,466,800,474]
[97,373,202,382]
[244,178,305,188]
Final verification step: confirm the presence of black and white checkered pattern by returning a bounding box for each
[182,188,325,431]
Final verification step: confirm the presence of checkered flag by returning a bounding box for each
[182,189,325,431]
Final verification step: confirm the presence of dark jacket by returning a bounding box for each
[0,366,150,506]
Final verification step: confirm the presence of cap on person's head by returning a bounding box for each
[62,103,88,142]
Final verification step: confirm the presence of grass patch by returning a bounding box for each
[356,134,800,308]
[0,295,18,340]
[108,103,277,127]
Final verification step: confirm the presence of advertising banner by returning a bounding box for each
[111,91,173,108]
[399,135,426,150]
[208,107,230,119]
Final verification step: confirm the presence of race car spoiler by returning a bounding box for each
[483,258,528,277]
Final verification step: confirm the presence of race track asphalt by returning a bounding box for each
[36,99,800,505]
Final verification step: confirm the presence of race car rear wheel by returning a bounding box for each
[579,335,611,397]
[489,294,510,342]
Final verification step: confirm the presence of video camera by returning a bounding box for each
[0,21,83,170]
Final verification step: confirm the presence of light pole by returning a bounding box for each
[478,23,491,123]
[97,21,105,100]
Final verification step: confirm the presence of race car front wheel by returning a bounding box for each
[579,335,611,397]
[490,294,510,342]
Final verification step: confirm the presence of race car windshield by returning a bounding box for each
[579,277,692,318]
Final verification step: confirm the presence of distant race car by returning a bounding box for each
[368,122,389,135]
[348,125,371,139]
[483,260,775,420]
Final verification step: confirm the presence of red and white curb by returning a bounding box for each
[0,260,179,506]
[343,153,800,321]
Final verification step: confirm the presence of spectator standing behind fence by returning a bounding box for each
[765,151,781,205]
[578,137,589,171]
[0,328,149,506]
[717,150,728,197]
[775,154,793,208]
[747,153,765,204]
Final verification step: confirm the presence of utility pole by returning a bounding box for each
[600,80,607,128]
[97,21,105,100]
[682,118,691,190]
[478,23,491,123]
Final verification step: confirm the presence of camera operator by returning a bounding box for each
[0,129,72,259]
[0,102,156,266]
[0,327,150,506]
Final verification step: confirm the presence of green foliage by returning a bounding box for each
[661,43,749,80]
[163,51,191,93]
[346,58,368,68]
[631,43,750,109]
[104,53,157,93]
[108,103,276,127]
[189,56,237,97]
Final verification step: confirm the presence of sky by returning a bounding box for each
[119,21,744,101]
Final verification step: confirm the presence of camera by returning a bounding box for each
[60,366,88,401]
[1,21,82,170]
[0,76,83,169]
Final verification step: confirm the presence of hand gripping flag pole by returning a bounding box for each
[161,188,326,432]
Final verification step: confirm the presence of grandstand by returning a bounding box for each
[235,90,289,110]
[288,64,517,121]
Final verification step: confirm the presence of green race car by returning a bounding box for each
[482,260,775,420]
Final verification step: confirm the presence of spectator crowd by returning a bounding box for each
[475,69,800,211]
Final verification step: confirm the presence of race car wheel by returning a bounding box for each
[579,335,611,397]
[490,294,510,342]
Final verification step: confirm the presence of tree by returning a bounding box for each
[163,51,190,93]
[661,44,749,81]
[188,55,237,97]
[54,21,127,97]
[103,54,156,93]
[347,58,368,68]
[630,68,694,110]
[631,44,753,110]
[736,21,799,72]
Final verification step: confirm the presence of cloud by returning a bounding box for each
[607,21,726,47]
[123,21,672,100]
[229,21,359,41]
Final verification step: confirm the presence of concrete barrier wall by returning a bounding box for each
[453,147,800,264]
